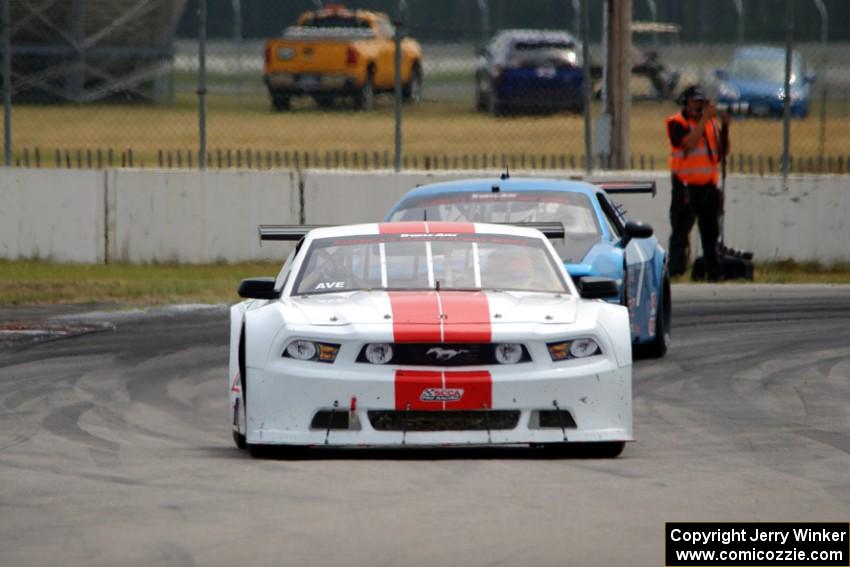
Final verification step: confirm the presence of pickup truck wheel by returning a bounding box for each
[312,95,335,108]
[403,65,422,103]
[355,76,375,111]
[271,93,291,112]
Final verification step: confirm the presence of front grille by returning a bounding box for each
[368,410,521,431]
[357,343,531,366]
[537,410,577,429]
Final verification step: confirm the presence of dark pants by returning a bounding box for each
[668,176,722,280]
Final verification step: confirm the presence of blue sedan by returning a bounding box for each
[716,46,814,118]
[475,30,584,115]
[385,177,671,357]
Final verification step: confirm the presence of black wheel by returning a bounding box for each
[487,83,503,116]
[475,73,488,111]
[635,269,671,359]
[233,328,248,450]
[312,94,335,108]
[248,443,273,459]
[587,441,626,458]
[271,93,291,112]
[355,73,375,111]
[403,64,422,103]
[535,441,626,458]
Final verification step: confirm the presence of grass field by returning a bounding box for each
[2,259,848,306]
[8,92,850,171]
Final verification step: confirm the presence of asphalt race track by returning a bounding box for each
[1,285,848,566]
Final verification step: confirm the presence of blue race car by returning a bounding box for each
[385,177,670,357]
[715,46,815,119]
[475,29,584,115]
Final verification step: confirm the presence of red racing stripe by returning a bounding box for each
[395,370,442,410]
[394,370,493,411]
[444,370,492,410]
[439,291,492,342]
[378,221,475,234]
[387,291,441,342]
[378,222,427,234]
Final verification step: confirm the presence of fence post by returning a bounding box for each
[393,1,405,172]
[781,0,793,180]
[581,0,593,174]
[2,0,11,166]
[198,0,208,170]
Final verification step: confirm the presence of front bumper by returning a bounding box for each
[717,97,808,118]
[264,72,360,96]
[244,357,631,447]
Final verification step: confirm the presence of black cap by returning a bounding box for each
[677,84,708,105]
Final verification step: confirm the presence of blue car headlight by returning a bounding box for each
[718,83,739,100]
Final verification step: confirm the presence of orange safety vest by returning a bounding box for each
[666,112,720,186]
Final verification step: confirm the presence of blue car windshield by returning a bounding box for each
[388,190,602,263]
[729,54,802,83]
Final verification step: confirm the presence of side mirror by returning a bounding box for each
[715,68,728,81]
[619,220,654,248]
[238,277,279,300]
[577,277,619,299]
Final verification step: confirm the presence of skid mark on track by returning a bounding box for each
[800,430,850,455]
[42,401,120,461]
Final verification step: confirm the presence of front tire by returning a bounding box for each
[355,74,375,111]
[313,94,335,108]
[271,92,291,112]
[487,83,503,116]
[403,65,423,103]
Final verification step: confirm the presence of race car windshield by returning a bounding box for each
[293,233,569,295]
[387,191,602,263]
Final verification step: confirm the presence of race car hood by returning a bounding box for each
[279,290,577,327]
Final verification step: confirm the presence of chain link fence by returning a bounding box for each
[3,0,850,173]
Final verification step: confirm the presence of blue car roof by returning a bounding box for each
[395,177,602,204]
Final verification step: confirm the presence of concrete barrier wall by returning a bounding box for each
[725,175,850,262]
[2,167,848,264]
[0,168,105,263]
[111,170,299,263]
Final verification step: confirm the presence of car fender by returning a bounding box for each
[577,300,631,368]
[244,303,286,371]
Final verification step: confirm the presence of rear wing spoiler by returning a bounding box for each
[594,180,656,196]
[258,225,323,242]
[258,223,567,242]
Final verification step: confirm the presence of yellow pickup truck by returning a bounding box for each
[263,5,423,111]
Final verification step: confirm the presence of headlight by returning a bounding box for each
[364,343,394,364]
[284,340,339,363]
[548,338,602,361]
[494,343,523,364]
[776,87,798,101]
[718,83,739,100]
[570,338,600,358]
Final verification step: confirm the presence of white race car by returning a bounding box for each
[229,221,633,457]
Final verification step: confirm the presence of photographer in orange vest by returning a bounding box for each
[666,85,731,281]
